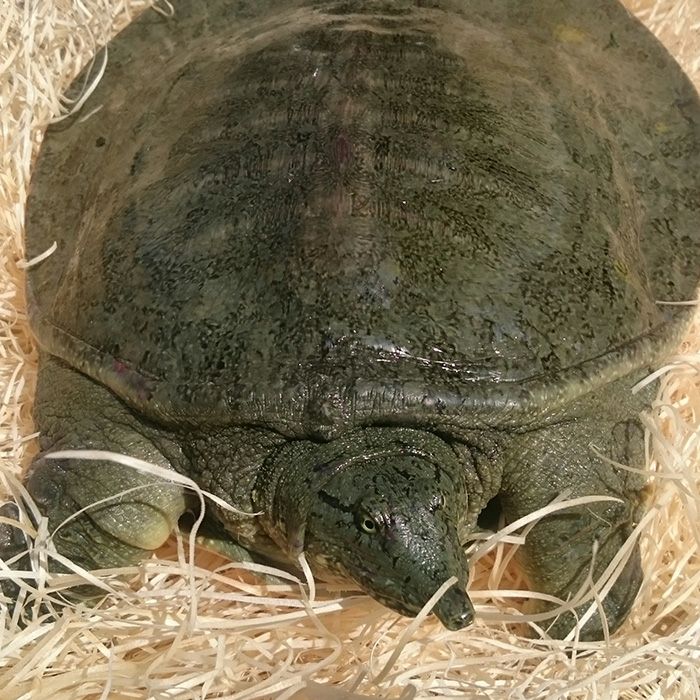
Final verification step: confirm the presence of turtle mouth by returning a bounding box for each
[362,584,425,618]
[346,566,417,612]
[307,563,423,617]
[359,575,474,630]
[351,567,459,619]
[309,558,421,614]
[346,558,474,630]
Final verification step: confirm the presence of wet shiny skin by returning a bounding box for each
[3,0,699,637]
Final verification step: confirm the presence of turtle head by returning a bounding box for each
[301,445,474,631]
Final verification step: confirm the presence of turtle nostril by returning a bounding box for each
[447,608,474,631]
[434,587,475,631]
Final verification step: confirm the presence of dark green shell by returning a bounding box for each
[25,0,700,438]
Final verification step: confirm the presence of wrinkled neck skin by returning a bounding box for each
[253,426,489,630]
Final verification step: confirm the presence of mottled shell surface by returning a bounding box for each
[25,0,700,438]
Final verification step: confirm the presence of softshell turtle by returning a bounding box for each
[1,0,699,639]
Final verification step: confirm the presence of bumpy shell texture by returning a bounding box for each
[25,0,700,436]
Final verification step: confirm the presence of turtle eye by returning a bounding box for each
[357,512,379,534]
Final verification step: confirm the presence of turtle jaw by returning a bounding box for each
[345,562,474,630]
[309,552,475,632]
[376,581,474,631]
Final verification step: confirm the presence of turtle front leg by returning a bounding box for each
[190,514,296,584]
[0,354,189,615]
[499,380,651,640]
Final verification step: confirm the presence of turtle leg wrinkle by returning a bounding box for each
[189,514,292,585]
[0,354,188,616]
[498,377,652,641]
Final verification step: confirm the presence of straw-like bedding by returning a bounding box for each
[1,2,699,698]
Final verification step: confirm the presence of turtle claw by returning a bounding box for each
[0,502,25,553]
[0,501,30,615]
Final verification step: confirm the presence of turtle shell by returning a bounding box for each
[25,0,700,438]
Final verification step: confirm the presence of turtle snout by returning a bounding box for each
[434,585,474,631]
